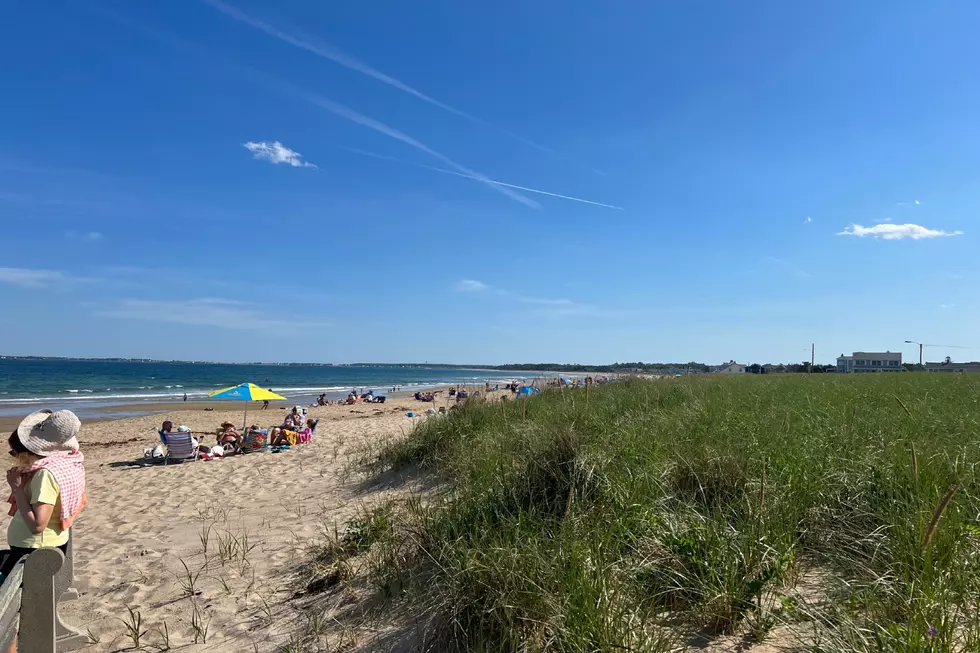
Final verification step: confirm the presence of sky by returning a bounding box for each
[2,1,979,365]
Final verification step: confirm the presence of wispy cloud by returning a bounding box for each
[804,216,812,224]
[940,303,956,309]
[0,267,68,288]
[765,257,813,279]
[203,0,564,158]
[243,141,317,168]
[837,223,962,240]
[97,298,330,332]
[340,147,623,210]
[455,279,489,292]
[65,230,104,242]
[451,279,626,318]
[518,297,577,307]
[300,94,540,208]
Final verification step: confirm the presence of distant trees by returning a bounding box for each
[486,362,713,373]
[745,362,834,374]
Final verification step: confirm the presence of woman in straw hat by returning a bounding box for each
[2,409,87,580]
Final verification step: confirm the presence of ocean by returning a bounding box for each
[0,359,543,418]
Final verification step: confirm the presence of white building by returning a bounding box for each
[713,362,746,374]
[836,351,902,373]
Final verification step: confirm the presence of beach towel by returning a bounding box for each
[243,430,268,451]
[7,451,87,530]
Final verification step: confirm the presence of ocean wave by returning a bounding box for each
[0,373,545,406]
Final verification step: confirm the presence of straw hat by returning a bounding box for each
[16,409,81,457]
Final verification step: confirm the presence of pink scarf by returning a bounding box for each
[7,451,87,530]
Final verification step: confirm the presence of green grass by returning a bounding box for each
[339,375,980,651]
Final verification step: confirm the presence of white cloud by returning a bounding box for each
[243,141,317,168]
[97,298,329,332]
[915,200,920,205]
[804,216,812,224]
[0,267,67,288]
[454,279,488,292]
[837,223,963,240]
[940,303,956,309]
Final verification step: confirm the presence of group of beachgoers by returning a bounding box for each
[158,405,318,458]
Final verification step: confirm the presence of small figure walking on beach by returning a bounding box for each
[262,399,270,410]
[183,393,187,402]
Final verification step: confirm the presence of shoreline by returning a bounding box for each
[0,381,516,433]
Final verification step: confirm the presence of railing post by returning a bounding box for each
[20,548,63,653]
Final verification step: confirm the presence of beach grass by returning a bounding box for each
[327,374,980,651]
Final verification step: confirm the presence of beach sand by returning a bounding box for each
[37,395,456,652]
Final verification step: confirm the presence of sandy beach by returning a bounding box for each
[28,394,458,652]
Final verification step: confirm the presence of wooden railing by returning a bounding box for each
[0,537,87,653]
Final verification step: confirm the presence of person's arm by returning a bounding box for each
[7,470,56,534]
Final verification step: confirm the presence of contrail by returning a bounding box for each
[340,147,623,210]
[202,0,578,159]
[298,93,541,209]
[81,3,540,209]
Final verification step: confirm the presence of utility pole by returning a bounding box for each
[904,341,971,368]
[905,340,924,366]
[810,343,814,373]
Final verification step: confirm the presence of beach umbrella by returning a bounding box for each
[208,383,286,429]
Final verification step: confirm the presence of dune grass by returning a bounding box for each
[337,375,980,651]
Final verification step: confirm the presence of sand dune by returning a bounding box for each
[52,399,441,652]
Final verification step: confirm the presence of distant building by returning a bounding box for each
[925,358,980,373]
[713,362,746,374]
[762,363,787,374]
[836,351,902,373]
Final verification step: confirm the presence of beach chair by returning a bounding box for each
[163,431,199,465]
[242,429,269,453]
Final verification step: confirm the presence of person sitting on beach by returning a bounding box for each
[281,407,303,429]
[216,422,242,452]
[270,421,303,447]
[296,418,317,443]
[160,420,209,454]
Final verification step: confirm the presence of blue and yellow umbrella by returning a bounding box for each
[209,383,286,429]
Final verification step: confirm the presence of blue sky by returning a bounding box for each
[2,1,979,365]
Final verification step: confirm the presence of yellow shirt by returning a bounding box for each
[7,469,68,548]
